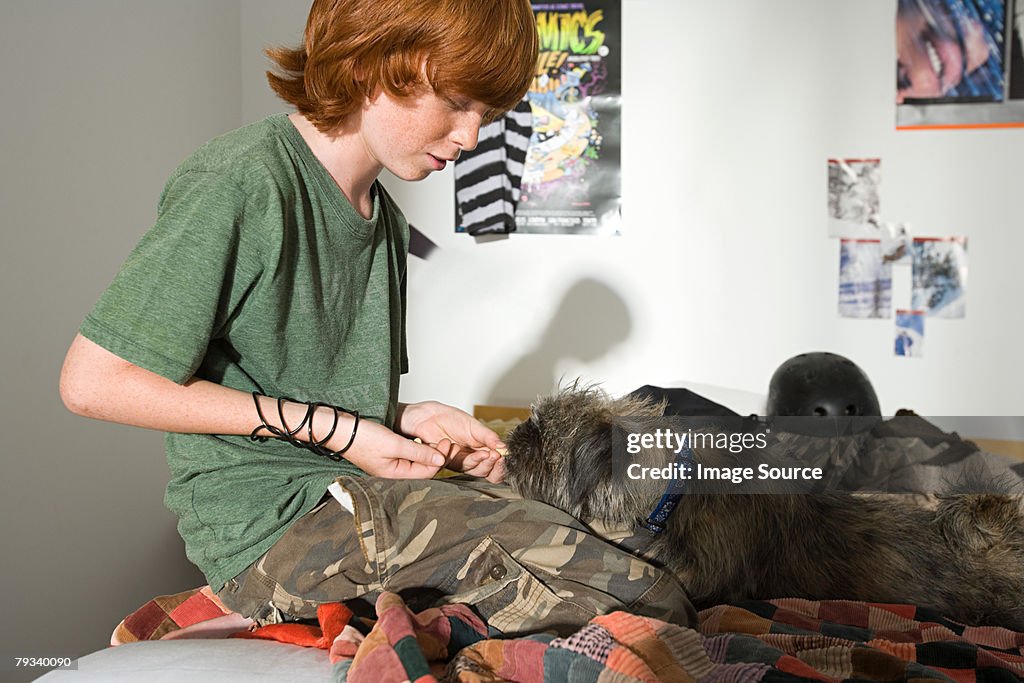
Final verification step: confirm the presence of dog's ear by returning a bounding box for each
[609,393,667,418]
[566,392,667,523]
[564,412,617,519]
[506,383,673,523]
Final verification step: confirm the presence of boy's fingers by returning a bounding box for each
[401,440,448,468]
[476,427,505,450]
[460,449,488,468]
[458,449,504,479]
[437,439,455,459]
[385,457,442,479]
[485,458,506,483]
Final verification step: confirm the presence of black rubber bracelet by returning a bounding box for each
[250,391,283,442]
[309,408,359,462]
[250,392,360,462]
[277,396,314,444]
[307,402,340,451]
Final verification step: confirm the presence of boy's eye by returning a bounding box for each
[442,94,498,123]
[444,95,468,111]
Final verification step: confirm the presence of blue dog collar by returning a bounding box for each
[638,439,696,536]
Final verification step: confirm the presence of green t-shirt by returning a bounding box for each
[80,114,409,590]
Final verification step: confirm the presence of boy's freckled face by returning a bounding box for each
[358,85,490,181]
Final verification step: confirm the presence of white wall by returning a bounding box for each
[0,1,240,677]
[411,0,1023,416]
[241,1,1024,417]
[244,1,1024,417]
[2,0,1022,676]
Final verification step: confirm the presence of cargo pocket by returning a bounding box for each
[437,535,597,637]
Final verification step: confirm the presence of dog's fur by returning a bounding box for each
[503,386,1024,629]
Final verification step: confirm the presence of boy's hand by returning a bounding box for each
[396,401,507,483]
[327,417,447,479]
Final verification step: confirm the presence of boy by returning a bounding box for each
[60,0,695,632]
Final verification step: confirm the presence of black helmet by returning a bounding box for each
[766,352,881,418]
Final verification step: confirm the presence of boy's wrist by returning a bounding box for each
[250,393,359,461]
[313,405,357,452]
[394,401,420,437]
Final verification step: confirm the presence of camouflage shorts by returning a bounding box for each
[216,476,696,636]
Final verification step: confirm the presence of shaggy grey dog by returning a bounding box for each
[503,386,1024,629]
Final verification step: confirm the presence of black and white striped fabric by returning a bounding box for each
[454,98,533,235]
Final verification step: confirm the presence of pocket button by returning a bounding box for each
[489,564,508,580]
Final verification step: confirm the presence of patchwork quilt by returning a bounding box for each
[113,588,1024,682]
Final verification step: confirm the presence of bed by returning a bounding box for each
[36,591,1024,682]
[36,389,1024,683]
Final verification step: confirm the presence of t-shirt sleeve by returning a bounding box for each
[80,170,262,384]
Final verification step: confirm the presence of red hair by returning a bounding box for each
[267,0,538,131]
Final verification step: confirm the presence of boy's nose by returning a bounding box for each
[452,117,481,152]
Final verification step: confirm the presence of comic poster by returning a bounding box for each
[897,0,1024,128]
[515,1,622,235]
[895,309,925,357]
[911,237,968,317]
[839,239,893,319]
[828,159,881,238]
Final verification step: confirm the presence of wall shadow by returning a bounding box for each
[484,277,632,406]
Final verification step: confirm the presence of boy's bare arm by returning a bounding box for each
[59,333,446,477]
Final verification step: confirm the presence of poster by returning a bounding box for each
[828,158,881,238]
[515,1,622,235]
[880,221,914,264]
[897,0,1024,128]
[1013,0,1024,97]
[911,237,969,317]
[839,239,893,319]
[895,309,925,357]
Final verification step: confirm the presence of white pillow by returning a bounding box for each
[34,640,343,683]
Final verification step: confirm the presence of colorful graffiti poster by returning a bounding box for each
[839,239,893,319]
[828,158,882,238]
[515,1,622,235]
[895,309,925,358]
[912,237,968,317]
[897,0,1024,129]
